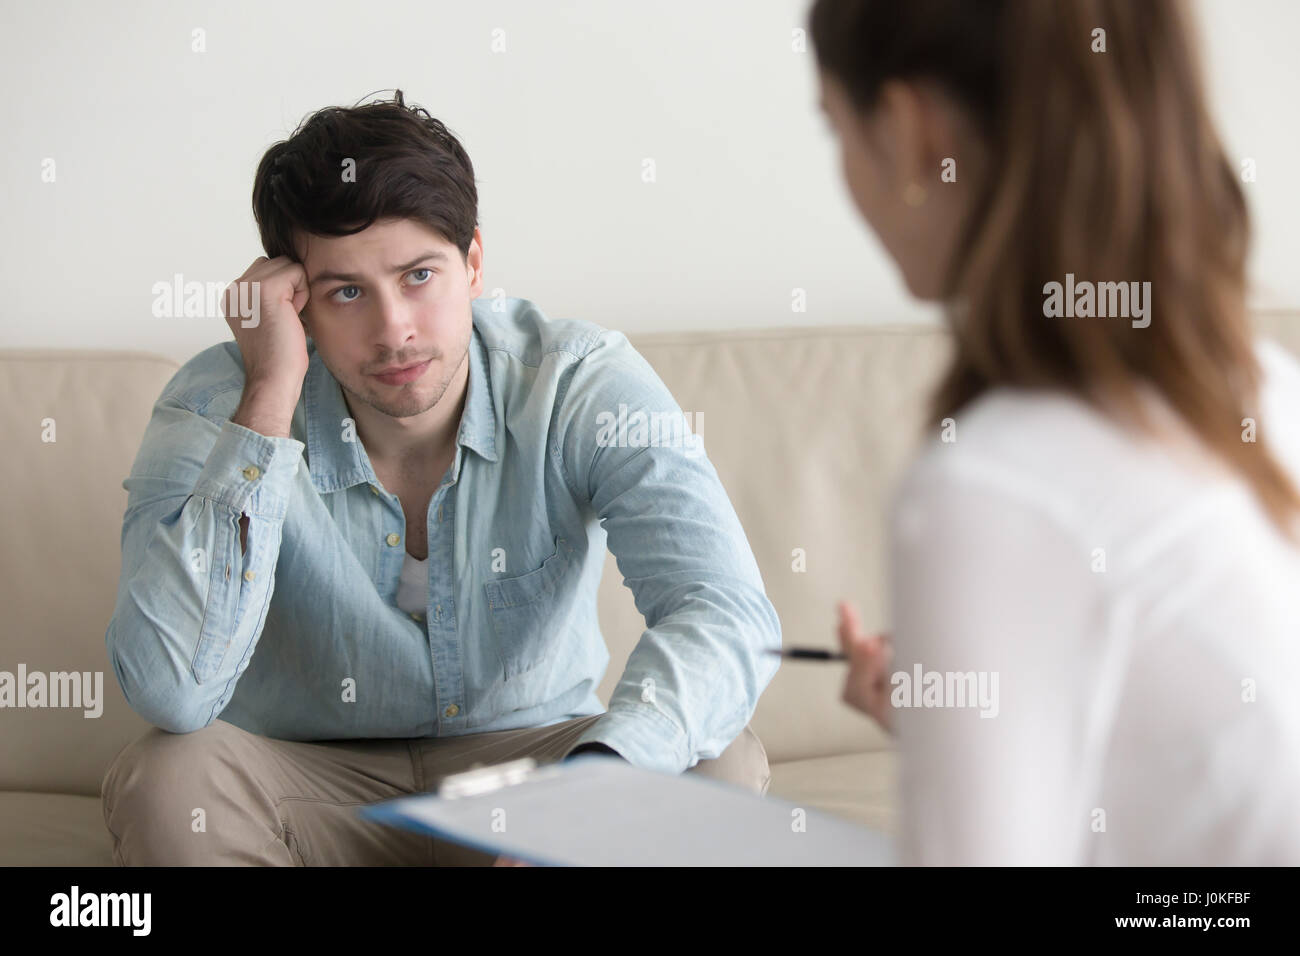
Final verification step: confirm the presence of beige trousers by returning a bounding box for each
[101,715,771,865]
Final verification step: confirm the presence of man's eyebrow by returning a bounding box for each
[308,250,449,287]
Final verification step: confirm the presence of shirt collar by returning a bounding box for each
[302,320,498,495]
[457,321,498,464]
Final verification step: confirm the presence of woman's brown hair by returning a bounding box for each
[809,0,1300,535]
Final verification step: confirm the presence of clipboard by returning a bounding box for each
[359,754,896,866]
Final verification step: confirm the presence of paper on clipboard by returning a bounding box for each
[359,754,895,866]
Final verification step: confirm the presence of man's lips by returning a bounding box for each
[370,358,432,384]
[373,360,427,375]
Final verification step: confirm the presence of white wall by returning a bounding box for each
[1,0,1295,363]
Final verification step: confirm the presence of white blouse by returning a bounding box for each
[888,339,1300,865]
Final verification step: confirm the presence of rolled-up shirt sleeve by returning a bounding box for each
[106,395,304,734]
[553,330,782,774]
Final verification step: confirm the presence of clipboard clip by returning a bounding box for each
[437,757,543,799]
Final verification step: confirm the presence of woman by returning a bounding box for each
[815,0,1300,864]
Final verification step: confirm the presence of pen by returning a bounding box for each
[765,648,848,661]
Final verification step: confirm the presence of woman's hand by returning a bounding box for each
[837,600,894,735]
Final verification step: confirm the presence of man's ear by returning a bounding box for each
[466,227,485,299]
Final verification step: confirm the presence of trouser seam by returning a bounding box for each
[277,824,309,866]
[408,739,434,866]
[101,794,127,864]
[408,740,425,793]
[271,795,385,811]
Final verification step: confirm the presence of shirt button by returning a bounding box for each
[409,611,423,622]
[242,465,260,480]
[444,704,459,718]
[243,569,256,582]
[386,532,401,546]
[370,484,380,496]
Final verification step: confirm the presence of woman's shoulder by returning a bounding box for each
[896,338,1300,548]
[911,336,1300,473]
[898,384,1148,512]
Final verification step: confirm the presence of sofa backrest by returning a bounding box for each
[1,351,178,794]
[5,312,1298,794]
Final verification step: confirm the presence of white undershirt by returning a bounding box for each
[889,339,1300,865]
[395,551,429,616]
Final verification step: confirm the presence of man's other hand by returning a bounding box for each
[564,742,624,760]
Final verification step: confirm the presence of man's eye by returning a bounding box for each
[408,268,433,284]
[332,285,361,303]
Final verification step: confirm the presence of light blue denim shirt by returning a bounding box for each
[106,297,781,774]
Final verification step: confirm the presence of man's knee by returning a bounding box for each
[685,723,771,795]
[103,720,242,806]
[101,719,276,864]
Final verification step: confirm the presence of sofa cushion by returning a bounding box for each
[0,792,115,866]
[768,750,899,834]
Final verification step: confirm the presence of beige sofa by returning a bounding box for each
[3,312,1297,865]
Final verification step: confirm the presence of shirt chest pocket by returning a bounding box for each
[483,536,571,680]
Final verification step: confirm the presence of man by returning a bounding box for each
[101,91,780,866]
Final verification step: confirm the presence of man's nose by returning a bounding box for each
[370,287,417,351]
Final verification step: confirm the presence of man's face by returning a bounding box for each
[296,217,483,420]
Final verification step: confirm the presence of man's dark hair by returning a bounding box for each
[252,89,478,263]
